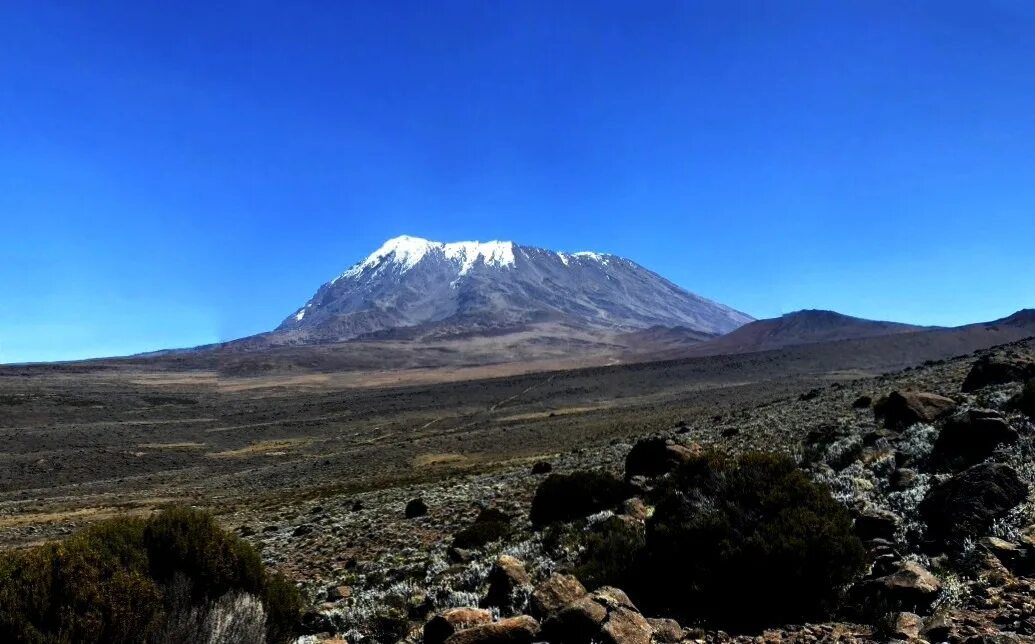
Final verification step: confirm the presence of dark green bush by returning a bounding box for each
[1016,380,1035,418]
[638,452,865,631]
[573,516,645,590]
[529,471,633,528]
[0,507,301,644]
[451,508,512,549]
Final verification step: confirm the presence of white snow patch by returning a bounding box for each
[294,309,305,321]
[333,235,517,282]
[573,251,610,264]
[443,240,516,275]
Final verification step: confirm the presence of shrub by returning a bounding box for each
[451,508,512,550]
[638,452,865,631]
[1015,380,1035,419]
[529,471,633,528]
[573,516,645,591]
[0,507,301,644]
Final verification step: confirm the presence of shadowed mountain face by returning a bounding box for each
[272,235,753,343]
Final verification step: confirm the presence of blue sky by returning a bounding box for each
[2,1,1033,363]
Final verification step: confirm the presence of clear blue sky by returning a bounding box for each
[2,2,1033,363]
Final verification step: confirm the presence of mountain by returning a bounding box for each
[686,309,928,356]
[272,235,752,344]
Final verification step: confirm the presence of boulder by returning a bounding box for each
[444,615,540,644]
[646,617,683,643]
[930,409,1018,471]
[405,498,429,518]
[854,507,900,541]
[481,555,531,614]
[890,468,919,491]
[865,561,942,613]
[326,585,352,601]
[919,463,1028,540]
[624,437,694,479]
[531,461,553,475]
[852,395,873,409]
[874,391,957,429]
[962,353,1035,392]
[530,574,587,620]
[425,608,493,644]
[885,611,923,640]
[542,586,653,644]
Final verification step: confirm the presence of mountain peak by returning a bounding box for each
[335,235,518,283]
[277,236,754,342]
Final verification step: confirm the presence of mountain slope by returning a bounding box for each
[687,310,928,356]
[273,235,752,343]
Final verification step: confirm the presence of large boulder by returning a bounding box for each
[919,463,1028,541]
[481,555,531,614]
[529,574,587,620]
[542,586,653,644]
[874,391,957,430]
[425,608,493,644]
[444,615,540,644]
[863,561,942,613]
[962,353,1035,392]
[405,498,429,518]
[624,437,694,479]
[930,409,1018,471]
[853,507,900,542]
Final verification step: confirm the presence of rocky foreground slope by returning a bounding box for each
[225,340,1035,643]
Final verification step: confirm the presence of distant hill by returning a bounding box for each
[688,310,927,356]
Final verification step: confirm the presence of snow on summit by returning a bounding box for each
[335,235,520,282]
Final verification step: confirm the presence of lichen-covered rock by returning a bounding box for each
[530,573,587,620]
[919,463,1028,541]
[864,561,942,613]
[425,608,493,644]
[542,586,653,644]
[443,615,540,644]
[931,409,1018,471]
[874,391,956,429]
[480,555,531,614]
[962,353,1035,392]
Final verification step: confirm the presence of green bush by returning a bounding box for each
[451,508,512,550]
[0,507,301,644]
[639,452,865,631]
[1016,380,1035,418]
[529,471,633,528]
[573,516,645,590]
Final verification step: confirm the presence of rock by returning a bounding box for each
[351,500,364,512]
[481,555,531,614]
[530,574,587,619]
[444,615,540,644]
[532,461,553,475]
[885,611,923,640]
[624,437,694,479]
[425,608,493,644]
[542,587,653,644]
[923,614,954,642]
[854,507,900,541]
[326,585,352,601]
[405,498,428,518]
[853,395,873,409]
[919,463,1028,540]
[875,391,957,429]
[866,561,942,613]
[931,409,1018,471]
[890,468,919,491]
[962,353,1035,392]
[646,617,683,643]
[292,523,314,537]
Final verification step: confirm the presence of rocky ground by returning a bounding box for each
[218,340,1035,643]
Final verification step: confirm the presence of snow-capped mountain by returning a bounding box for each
[274,235,752,343]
